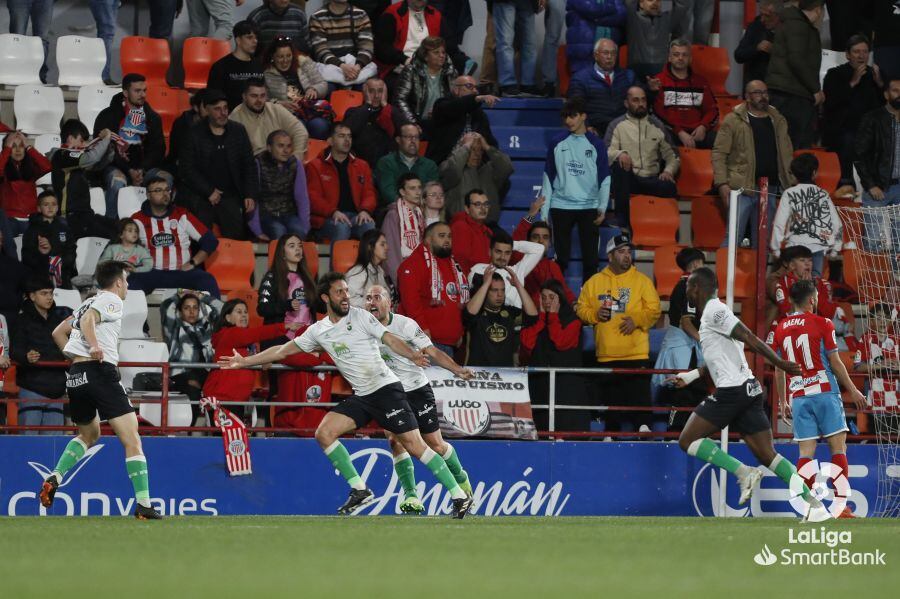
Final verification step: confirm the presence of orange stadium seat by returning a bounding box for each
[557,44,570,96]
[618,45,628,69]
[305,138,329,163]
[715,247,756,299]
[842,249,893,301]
[229,288,264,327]
[630,195,680,248]
[330,90,363,121]
[146,85,190,138]
[331,240,359,273]
[120,36,170,85]
[418,140,429,156]
[793,149,841,194]
[206,239,254,295]
[691,44,730,96]
[183,37,231,89]
[267,240,319,279]
[677,147,715,198]
[691,196,726,249]
[715,96,742,123]
[653,244,685,299]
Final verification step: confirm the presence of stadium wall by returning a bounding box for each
[0,438,882,517]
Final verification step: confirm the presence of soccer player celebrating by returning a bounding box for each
[772,279,867,518]
[219,272,475,518]
[42,261,161,520]
[671,267,820,513]
[364,284,475,514]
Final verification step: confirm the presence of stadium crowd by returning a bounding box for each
[1,0,899,437]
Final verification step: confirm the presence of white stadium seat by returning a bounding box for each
[0,34,43,85]
[77,85,119,133]
[13,235,23,261]
[117,186,146,218]
[90,186,106,215]
[819,49,846,87]
[14,85,64,135]
[32,133,61,186]
[53,288,82,312]
[75,236,109,277]
[122,289,148,338]
[119,340,193,428]
[56,36,106,87]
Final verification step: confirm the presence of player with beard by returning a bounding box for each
[365,284,475,513]
[219,272,475,518]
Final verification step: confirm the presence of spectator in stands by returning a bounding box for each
[381,172,425,282]
[21,191,75,288]
[207,20,265,111]
[93,74,171,219]
[538,0,566,97]
[712,80,794,248]
[605,86,679,231]
[567,38,637,136]
[375,123,439,212]
[343,77,398,168]
[870,0,900,82]
[427,75,500,165]
[346,228,393,307]
[734,0,782,87]
[309,0,377,87]
[674,0,714,44]
[187,0,237,39]
[650,246,705,431]
[852,303,898,408]
[428,0,473,52]
[8,0,53,83]
[771,153,842,276]
[577,233,661,432]
[230,79,309,160]
[0,130,52,236]
[854,77,900,252]
[179,90,259,240]
[10,276,70,433]
[0,228,29,327]
[262,36,331,140]
[648,39,718,148]
[624,0,686,81]
[0,209,17,259]
[149,0,178,40]
[248,130,310,241]
[160,290,221,426]
[440,131,513,220]
[765,0,825,150]
[98,218,154,273]
[469,230,544,310]
[464,266,538,365]
[306,122,377,242]
[257,233,317,329]
[249,0,313,55]
[449,189,493,274]
[512,197,576,306]
[823,35,885,187]
[423,181,446,224]
[541,97,610,280]
[166,91,207,180]
[520,278,586,431]
[352,0,391,25]
[565,1,627,79]
[398,221,469,355]
[129,176,221,297]
[90,0,119,84]
[395,36,458,135]
[492,0,540,97]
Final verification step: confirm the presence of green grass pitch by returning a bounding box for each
[1,516,897,597]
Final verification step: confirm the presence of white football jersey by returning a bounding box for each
[293,306,399,396]
[64,291,124,366]
[698,298,754,388]
[379,313,433,392]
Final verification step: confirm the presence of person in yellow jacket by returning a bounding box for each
[577,233,661,432]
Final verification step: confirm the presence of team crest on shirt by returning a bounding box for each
[306,385,322,402]
[332,342,350,357]
[487,322,508,343]
[106,302,121,314]
[169,219,178,231]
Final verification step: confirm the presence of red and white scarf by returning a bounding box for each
[200,396,252,476]
[397,200,424,259]
[422,245,469,306]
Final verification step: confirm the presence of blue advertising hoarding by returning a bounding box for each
[0,437,883,517]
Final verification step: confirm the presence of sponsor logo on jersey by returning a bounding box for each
[152,232,175,247]
[65,371,88,388]
[332,342,350,357]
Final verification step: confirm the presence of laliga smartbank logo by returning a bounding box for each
[753,528,887,567]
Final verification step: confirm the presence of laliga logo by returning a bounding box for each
[753,544,778,566]
[788,460,850,522]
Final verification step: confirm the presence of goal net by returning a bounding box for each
[838,205,900,518]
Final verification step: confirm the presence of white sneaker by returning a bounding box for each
[738,468,763,505]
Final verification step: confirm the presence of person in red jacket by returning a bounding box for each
[648,39,719,148]
[0,131,52,234]
[274,350,334,436]
[398,221,470,355]
[305,122,377,243]
[448,189,491,274]
[203,298,296,424]
[512,197,576,306]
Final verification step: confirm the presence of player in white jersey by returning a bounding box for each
[670,267,821,513]
[219,272,475,518]
[41,261,161,519]
[364,285,476,514]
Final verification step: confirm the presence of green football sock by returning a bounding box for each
[51,437,88,482]
[441,443,467,484]
[324,441,365,490]
[420,449,465,499]
[125,455,151,508]
[770,454,813,500]
[393,452,418,499]
[687,438,746,476]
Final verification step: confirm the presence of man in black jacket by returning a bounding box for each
[179,90,259,240]
[165,90,207,180]
[426,75,499,165]
[733,0,781,87]
[93,73,171,219]
[10,276,72,432]
[343,77,398,168]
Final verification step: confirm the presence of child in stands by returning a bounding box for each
[98,218,153,273]
[21,191,76,288]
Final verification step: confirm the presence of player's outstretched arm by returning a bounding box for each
[731,321,802,375]
[217,339,302,369]
[827,352,867,410]
[382,332,430,368]
[51,317,73,353]
[424,345,474,379]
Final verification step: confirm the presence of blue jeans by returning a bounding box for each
[316,211,375,243]
[540,0,565,85]
[493,0,537,88]
[433,342,457,357]
[720,189,778,249]
[103,167,173,219]
[128,268,221,298]
[18,387,64,435]
[861,183,900,253]
[260,213,307,240]
[8,0,53,82]
[89,0,119,81]
[149,0,179,39]
[304,117,331,140]
[811,250,825,278]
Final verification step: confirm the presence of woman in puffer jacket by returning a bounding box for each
[262,37,332,140]
[565,0,627,76]
[394,36,458,137]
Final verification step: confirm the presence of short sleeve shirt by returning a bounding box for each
[698,298,754,388]
[380,313,433,392]
[63,291,124,365]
